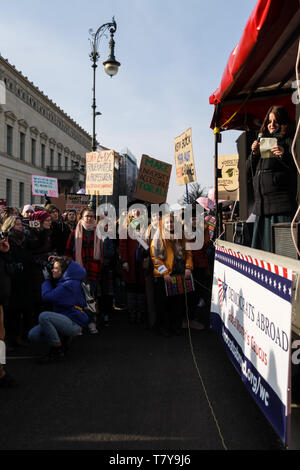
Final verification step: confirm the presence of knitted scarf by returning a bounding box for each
[74,219,102,266]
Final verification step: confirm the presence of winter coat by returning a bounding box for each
[246,132,297,216]
[65,229,103,281]
[41,260,89,327]
[190,226,210,276]
[26,227,55,304]
[7,231,33,309]
[119,237,147,285]
[150,239,193,278]
[50,218,71,255]
[0,252,12,307]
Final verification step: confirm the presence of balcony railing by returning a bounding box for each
[47,165,86,173]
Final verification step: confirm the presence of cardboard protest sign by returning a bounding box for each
[217,154,239,201]
[174,128,196,186]
[66,194,90,212]
[32,175,58,198]
[134,154,172,204]
[85,150,114,196]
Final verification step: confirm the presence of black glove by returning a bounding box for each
[42,267,51,280]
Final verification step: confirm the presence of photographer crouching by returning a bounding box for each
[28,256,89,363]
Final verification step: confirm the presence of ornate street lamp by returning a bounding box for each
[88,17,120,209]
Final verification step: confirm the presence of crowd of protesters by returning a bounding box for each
[0,199,214,386]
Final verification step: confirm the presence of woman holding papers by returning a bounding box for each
[150,213,193,337]
[247,105,297,251]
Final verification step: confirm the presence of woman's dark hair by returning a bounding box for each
[53,256,72,274]
[80,207,95,219]
[259,105,294,136]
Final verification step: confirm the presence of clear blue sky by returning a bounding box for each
[0,0,257,204]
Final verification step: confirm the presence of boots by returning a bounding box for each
[60,335,72,354]
[37,345,65,364]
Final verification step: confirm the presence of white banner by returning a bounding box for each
[211,244,293,445]
[31,175,58,198]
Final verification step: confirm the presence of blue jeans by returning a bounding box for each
[28,311,81,346]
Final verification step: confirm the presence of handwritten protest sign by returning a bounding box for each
[85,150,114,196]
[217,154,239,201]
[174,128,196,186]
[134,154,172,204]
[66,194,90,212]
[31,175,58,198]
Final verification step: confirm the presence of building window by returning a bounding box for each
[6,125,13,156]
[19,182,24,208]
[20,132,25,161]
[58,153,61,169]
[31,138,36,165]
[65,157,68,169]
[41,143,46,168]
[50,148,54,168]
[6,179,12,206]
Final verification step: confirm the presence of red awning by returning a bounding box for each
[209,0,300,131]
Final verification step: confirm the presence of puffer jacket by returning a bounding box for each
[41,260,89,327]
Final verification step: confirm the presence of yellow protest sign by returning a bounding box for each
[217,154,239,201]
[174,128,196,186]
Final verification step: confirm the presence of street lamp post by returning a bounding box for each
[88,17,121,210]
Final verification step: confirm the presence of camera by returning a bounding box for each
[40,258,55,278]
[0,231,8,240]
[29,220,40,228]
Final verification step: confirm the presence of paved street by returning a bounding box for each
[0,309,284,452]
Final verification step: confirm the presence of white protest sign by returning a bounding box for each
[31,175,58,198]
[210,242,293,445]
[85,150,114,196]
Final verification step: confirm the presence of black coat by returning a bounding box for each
[50,218,71,256]
[26,227,55,305]
[247,133,297,216]
[0,252,12,308]
[7,231,33,308]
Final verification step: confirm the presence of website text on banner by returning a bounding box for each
[85,150,114,196]
[210,243,293,445]
[31,175,58,198]
[174,128,196,186]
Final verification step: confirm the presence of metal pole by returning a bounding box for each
[92,61,97,152]
[88,19,120,212]
[185,183,189,205]
[214,131,219,238]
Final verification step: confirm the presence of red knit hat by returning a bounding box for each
[30,210,51,223]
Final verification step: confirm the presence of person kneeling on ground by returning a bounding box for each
[28,256,89,362]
